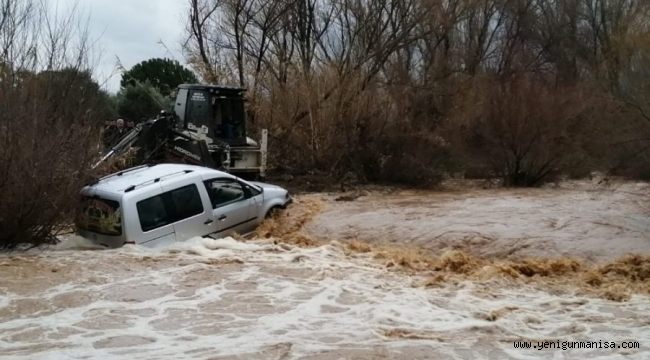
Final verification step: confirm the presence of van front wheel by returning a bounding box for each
[265,206,282,219]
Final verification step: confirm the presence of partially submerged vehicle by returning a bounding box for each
[76,164,290,248]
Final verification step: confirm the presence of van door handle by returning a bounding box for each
[204,219,214,225]
[218,215,227,221]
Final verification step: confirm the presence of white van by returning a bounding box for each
[76,164,291,248]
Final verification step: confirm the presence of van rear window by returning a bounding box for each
[77,197,122,236]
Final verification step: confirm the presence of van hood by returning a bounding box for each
[249,181,284,191]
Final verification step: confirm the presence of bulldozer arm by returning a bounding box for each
[94,114,218,170]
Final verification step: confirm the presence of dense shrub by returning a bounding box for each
[0,0,110,248]
[0,70,109,248]
[253,71,451,186]
[453,75,605,187]
[116,81,170,123]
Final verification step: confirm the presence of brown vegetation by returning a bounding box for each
[0,0,110,248]
[184,0,650,185]
[453,76,607,186]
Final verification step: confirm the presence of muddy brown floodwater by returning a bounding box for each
[307,180,649,262]
[0,180,648,359]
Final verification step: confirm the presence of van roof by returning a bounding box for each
[89,164,229,194]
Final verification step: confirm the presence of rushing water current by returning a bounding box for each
[1,236,648,359]
[2,181,649,359]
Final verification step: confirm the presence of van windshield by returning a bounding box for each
[76,196,122,236]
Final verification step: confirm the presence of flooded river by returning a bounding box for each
[1,181,648,359]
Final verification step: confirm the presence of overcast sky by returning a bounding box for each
[61,0,189,93]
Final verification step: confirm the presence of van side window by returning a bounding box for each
[137,195,169,232]
[204,179,245,208]
[137,184,204,232]
[169,184,204,220]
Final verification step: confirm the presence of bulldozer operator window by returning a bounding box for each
[174,88,188,125]
[186,90,212,129]
[214,97,245,143]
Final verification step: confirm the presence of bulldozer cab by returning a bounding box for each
[173,84,248,146]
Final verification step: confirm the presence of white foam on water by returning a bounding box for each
[0,294,10,308]
[54,234,106,251]
[0,237,648,359]
[159,236,272,257]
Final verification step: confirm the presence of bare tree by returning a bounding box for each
[0,0,109,248]
[182,0,650,184]
[186,0,221,82]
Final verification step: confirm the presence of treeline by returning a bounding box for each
[0,0,111,248]
[184,0,650,185]
[116,58,199,122]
